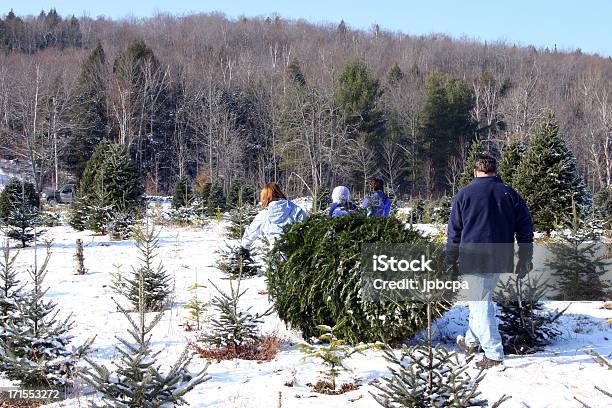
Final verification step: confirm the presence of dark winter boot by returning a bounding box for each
[475,356,503,369]
[456,335,478,355]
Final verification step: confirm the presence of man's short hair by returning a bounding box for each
[474,154,497,174]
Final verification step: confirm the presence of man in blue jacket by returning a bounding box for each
[447,154,533,369]
[360,177,392,217]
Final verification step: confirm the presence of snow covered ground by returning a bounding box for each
[1,218,610,408]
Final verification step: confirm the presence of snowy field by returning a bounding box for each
[1,218,611,408]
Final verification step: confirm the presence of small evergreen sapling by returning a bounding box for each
[372,302,509,407]
[183,272,208,331]
[124,222,172,312]
[494,275,565,354]
[299,322,370,393]
[82,243,209,407]
[202,277,272,352]
[0,241,92,387]
[172,174,193,209]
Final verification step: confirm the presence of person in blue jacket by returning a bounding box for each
[241,182,308,251]
[328,186,357,217]
[360,177,392,217]
[447,154,533,369]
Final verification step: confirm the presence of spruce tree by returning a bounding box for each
[226,205,258,240]
[459,138,486,188]
[1,179,44,247]
[0,240,22,324]
[172,174,193,209]
[513,115,587,232]
[593,186,612,228]
[494,275,565,354]
[70,141,142,233]
[499,139,526,185]
[64,42,108,178]
[0,177,39,220]
[124,222,172,312]
[372,301,508,407]
[203,277,272,352]
[226,182,256,209]
[0,242,91,387]
[82,240,209,407]
[546,203,610,301]
[206,183,225,214]
[4,197,43,248]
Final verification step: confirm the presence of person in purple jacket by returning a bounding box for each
[360,177,392,217]
[447,154,533,369]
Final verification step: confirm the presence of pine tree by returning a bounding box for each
[336,59,383,137]
[226,182,256,209]
[419,72,476,192]
[4,196,44,248]
[387,63,404,85]
[202,277,272,352]
[172,174,193,209]
[0,239,22,324]
[124,222,172,312]
[0,177,39,220]
[206,183,225,214]
[226,206,258,240]
[0,242,91,387]
[286,58,306,87]
[494,275,565,354]
[498,139,526,185]
[546,202,610,301]
[1,179,44,247]
[64,42,108,178]
[593,186,612,228]
[459,138,486,188]
[82,243,209,407]
[85,172,113,234]
[70,141,142,233]
[513,115,588,232]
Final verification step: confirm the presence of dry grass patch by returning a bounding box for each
[193,335,282,362]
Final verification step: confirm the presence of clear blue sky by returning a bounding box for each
[8,1,612,56]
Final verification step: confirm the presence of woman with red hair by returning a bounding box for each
[240,182,308,251]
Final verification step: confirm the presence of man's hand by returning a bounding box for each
[515,243,534,279]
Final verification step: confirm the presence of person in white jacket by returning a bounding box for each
[240,182,308,251]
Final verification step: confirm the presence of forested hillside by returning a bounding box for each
[0,9,610,198]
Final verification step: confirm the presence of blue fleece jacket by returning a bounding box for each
[360,191,392,217]
[447,176,533,244]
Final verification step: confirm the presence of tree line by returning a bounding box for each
[0,9,611,201]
